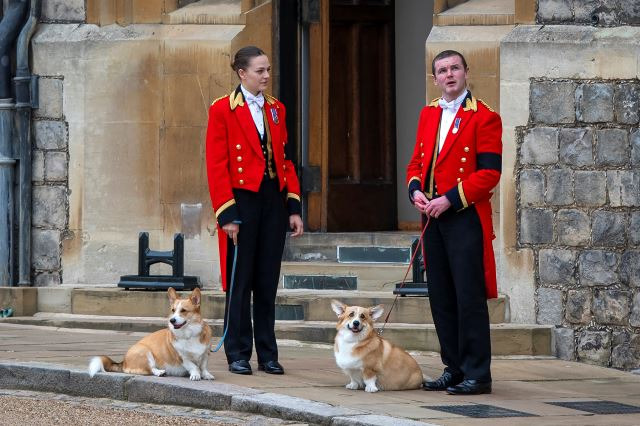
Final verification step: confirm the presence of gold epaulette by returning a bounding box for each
[478,98,495,112]
[264,93,277,105]
[428,97,440,107]
[211,95,226,106]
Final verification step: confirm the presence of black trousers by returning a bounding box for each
[422,206,492,382]
[224,178,287,364]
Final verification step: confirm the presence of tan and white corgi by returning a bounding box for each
[331,300,424,392]
[88,287,214,381]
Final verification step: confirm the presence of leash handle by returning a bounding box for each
[378,216,430,335]
[211,243,238,352]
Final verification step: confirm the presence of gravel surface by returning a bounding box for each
[0,389,310,426]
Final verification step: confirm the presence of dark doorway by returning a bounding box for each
[328,0,396,231]
[278,0,300,166]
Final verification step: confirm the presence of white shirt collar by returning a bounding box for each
[439,89,468,109]
[240,85,262,104]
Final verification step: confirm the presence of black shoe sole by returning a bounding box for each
[446,387,491,395]
[258,366,284,375]
[423,378,463,391]
[423,385,447,391]
[228,368,252,375]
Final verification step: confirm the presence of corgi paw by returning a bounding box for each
[189,372,202,381]
[152,368,166,377]
[202,371,215,380]
[346,382,359,390]
[365,385,379,393]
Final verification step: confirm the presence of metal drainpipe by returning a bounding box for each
[0,100,14,286]
[14,0,40,287]
[0,1,28,99]
[0,0,29,286]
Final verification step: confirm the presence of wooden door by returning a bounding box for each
[327,0,396,231]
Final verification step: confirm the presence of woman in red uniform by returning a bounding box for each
[206,46,303,375]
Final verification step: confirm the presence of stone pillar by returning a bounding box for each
[32,77,67,287]
[501,24,640,368]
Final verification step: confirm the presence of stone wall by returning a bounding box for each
[41,0,86,23]
[31,23,243,286]
[517,78,640,368]
[31,77,70,286]
[31,0,84,287]
[27,0,274,287]
[537,0,640,26]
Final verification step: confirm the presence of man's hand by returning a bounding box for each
[424,196,451,218]
[222,223,239,245]
[412,190,428,213]
[289,214,303,237]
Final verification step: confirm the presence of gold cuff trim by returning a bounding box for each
[215,199,236,218]
[458,182,468,209]
[287,193,301,202]
[408,176,422,188]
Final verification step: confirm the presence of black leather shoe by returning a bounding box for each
[446,379,492,395]
[423,371,463,391]
[228,360,252,375]
[258,360,284,375]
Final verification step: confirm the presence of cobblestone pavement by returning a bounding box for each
[0,389,311,426]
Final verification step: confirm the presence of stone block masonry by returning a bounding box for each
[518,77,640,369]
[538,0,640,26]
[32,76,69,287]
[41,0,86,23]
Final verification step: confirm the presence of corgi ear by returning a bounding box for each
[370,305,384,321]
[190,287,201,306]
[331,300,346,316]
[168,287,178,305]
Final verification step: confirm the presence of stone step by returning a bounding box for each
[337,246,411,263]
[276,290,506,324]
[283,232,419,262]
[0,313,552,356]
[279,261,412,291]
[63,288,506,324]
[434,0,515,26]
[164,0,244,25]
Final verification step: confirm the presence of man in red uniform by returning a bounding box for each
[406,50,502,395]
[206,46,303,375]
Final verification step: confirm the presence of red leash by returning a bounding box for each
[378,216,430,335]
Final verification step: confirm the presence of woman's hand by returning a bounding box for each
[222,223,239,245]
[289,214,303,237]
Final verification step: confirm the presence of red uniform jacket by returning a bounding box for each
[205,86,301,290]
[406,92,502,299]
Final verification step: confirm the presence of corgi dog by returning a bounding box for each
[331,300,424,392]
[88,287,214,381]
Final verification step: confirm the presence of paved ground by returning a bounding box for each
[1,323,640,425]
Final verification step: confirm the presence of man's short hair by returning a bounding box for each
[431,50,468,75]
